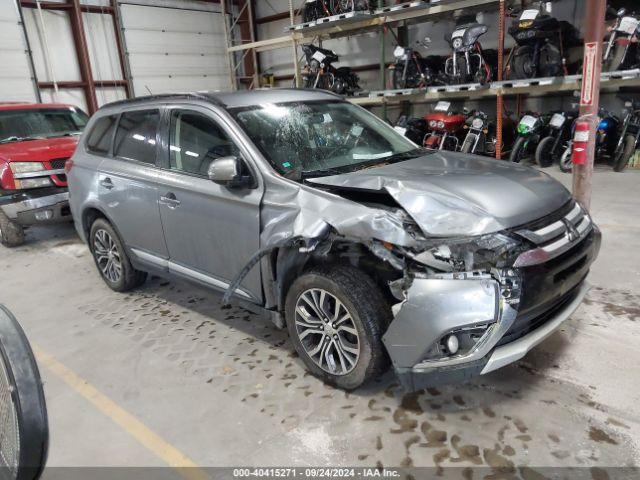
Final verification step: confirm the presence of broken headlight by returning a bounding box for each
[411,233,527,272]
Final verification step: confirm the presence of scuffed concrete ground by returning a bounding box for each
[0,169,638,477]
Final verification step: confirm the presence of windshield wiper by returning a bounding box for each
[383,148,428,163]
[301,167,345,178]
[0,136,44,144]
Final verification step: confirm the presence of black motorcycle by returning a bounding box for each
[460,111,516,157]
[604,8,640,72]
[507,6,564,79]
[612,99,640,172]
[443,23,492,84]
[302,0,370,22]
[390,37,439,89]
[395,115,428,146]
[300,44,361,95]
[535,109,578,167]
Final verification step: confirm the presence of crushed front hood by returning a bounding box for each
[307,151,572,237]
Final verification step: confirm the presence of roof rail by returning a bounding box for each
[101,92,220,110]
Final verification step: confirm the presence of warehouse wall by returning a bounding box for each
[1,0,230,111]
[0,1,38,103]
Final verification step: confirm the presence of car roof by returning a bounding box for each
[99,89,344,112]
[0,102,79,111]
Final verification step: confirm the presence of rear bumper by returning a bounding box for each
[0,188,70,226]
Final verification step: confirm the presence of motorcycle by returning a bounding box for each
[443,22,492,84]
[509,112,548,163]
[423,101,467,151]
[535,108,578,167]
[460,110,516,157]
[612,99,640,172]
[559,109,620,172]
[603,8,640,72]
[300,44,361,95]
[395,115,428,146]
[390,37,439,89]
[507,5,565,79]
[302,0,370,23]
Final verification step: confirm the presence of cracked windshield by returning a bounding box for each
[232,101,426,178]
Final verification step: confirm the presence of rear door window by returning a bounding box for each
[113,110,160,164]
[86,115,117,154]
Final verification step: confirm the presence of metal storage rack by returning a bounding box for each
[227,0,640,160]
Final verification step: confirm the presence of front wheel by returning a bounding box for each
[511,46,535,79]
[559,144,573,172]
[509,136,528,163]
[461,133,477,154]
[0,209,25,247]
[285,266,390,390]
[613,134,636,172]
[535,136,557,167]
[89,218,147,292]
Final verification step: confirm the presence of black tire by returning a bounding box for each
[392,66,408,90]
[0,209,25,247]
[535,136,556,167]
[89,218,147,292]
[461,133,476,154]
[284,266,390,390]
[613,134,636,172]
[559,144,573,172]
[509,136,528,163]
[511,46,535,79]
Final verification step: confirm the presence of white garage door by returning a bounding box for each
[120,3,230,96]
[0,1,37,103]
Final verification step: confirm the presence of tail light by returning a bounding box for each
[64,159,74,174]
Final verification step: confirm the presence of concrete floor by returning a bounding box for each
[1,168,639,478]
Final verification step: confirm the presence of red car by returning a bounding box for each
[0,102,88,247]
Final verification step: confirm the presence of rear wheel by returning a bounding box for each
[509,136,528,163]
[613,134,636,172]
[89,218,147,292]
[511,46,535,79]
[0,210,25,248]
[285,266,390,390]
[535,136,556,167]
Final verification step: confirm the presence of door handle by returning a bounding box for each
[160,192,181,208]
[99,178,114,189]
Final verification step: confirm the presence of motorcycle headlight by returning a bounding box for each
[429,120,438,128]
[437,121,446,129]
[452,38,463,49]
[9,162,45,174]
[472,118,484,129]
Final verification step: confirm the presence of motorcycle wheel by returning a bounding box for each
[509,137,528,163]
[604,42,629,72]
[535,137,556,167]
[613,134,636,172]
[461,134,477,154]
[559,145,573,173]
[539,44,563,77]
[511,46,536,79]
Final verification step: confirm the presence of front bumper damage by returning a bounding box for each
[384,219,601,391]
[0,187,70,226]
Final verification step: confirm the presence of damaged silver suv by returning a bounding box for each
[68,90,600,391]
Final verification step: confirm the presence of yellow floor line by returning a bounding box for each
[33,344,210,480]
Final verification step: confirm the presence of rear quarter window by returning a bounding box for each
[86,115,118,154]
[113,110,160,165]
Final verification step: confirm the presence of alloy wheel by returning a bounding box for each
[93,229,123,283]
[294,288,360,375]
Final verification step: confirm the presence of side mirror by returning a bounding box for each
[0,305,48,480]
[207,156,249,188]
[617,8,627,17]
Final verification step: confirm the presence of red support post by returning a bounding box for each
[572,0,606,210]
[68,0,98,114]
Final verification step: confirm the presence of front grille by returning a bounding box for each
[49,158,68,170]
[497,282,582,347]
